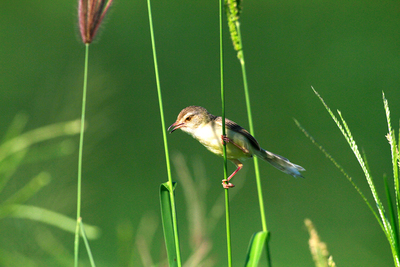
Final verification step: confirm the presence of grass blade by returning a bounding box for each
[0,113,29,144]
[244,231,268,267]
[0,119,80,164]
[312,88,388,225]
[383,93,400,237]
[160,182,179,267]
[384,174,399,252]
[1,172,50,208]
[296,117,400,266]
[8,204,100,239]
[0,151,27,194]
[146,0,182,263]
[0,119,79,194]
[294,118,384,231]
[304,88,400,266]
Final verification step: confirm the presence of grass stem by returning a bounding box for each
[146,0,182,265]
[74,42,90,267]
[236,24,268,234]
[298,89,400,267]
[220,0,232,266]
[79,217,97,267]
[237,24,271,267]
[224,0,271,264]
[237,25,271,266]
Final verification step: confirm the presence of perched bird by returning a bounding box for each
[168,106,305,188]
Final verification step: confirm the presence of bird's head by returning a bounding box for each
[168,106,213,135]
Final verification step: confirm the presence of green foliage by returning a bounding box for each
[0,115,99,265]
[244,231,268,267]
[0,116,78,211]
[146,0,182,264]
[159,182,179,267]
[224,0,271,265]
[297,88,400,267]
[134,153,246,266]
[219,0,233,266]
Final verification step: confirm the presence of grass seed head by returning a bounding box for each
[78,0,113,44]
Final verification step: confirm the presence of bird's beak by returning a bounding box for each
[168,122,185,133]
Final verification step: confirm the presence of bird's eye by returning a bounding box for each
[185,115,193,122]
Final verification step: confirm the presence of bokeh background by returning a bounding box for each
[1,0,400,266]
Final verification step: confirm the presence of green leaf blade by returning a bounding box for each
[159,182,179,267]
[244,231,268,267]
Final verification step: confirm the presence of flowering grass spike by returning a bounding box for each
[79,0,113,44]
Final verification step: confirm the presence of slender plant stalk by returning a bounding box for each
[146,0,182,266]
[75,2,113,265]
[79,217,97,267]
[237,24,272,267]
[294,119,384,231]
[219,0,232,266]
[224,0,268,233]
[225,0,271,265]
[224,190,232,267]
[236,23,272,266]
[298,89,400,266]
[74,43,90,267]
[236,24,268,235]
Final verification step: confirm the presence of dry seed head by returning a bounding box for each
[305,219,334,267]
[79,0,113,44]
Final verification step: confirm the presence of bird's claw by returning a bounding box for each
[221,135,229,145]
[222,179,235,189]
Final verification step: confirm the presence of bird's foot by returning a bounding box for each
[221,135,230,145]
[222,179,235,189]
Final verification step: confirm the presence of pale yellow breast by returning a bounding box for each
[193,121,254,161]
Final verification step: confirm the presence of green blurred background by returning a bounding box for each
[1,0,400,266]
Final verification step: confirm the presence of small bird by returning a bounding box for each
[168,106,305,188]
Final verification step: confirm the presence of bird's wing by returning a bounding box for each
[215,116,261,151]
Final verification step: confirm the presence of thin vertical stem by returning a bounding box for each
[236,20,268,235]
[146,0,182,266]
[224,189,232,266]
[220,0,232,266]
[236,19,271,267]
[75,42,90,267]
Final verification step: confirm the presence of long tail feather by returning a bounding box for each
[255,149,305,178]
